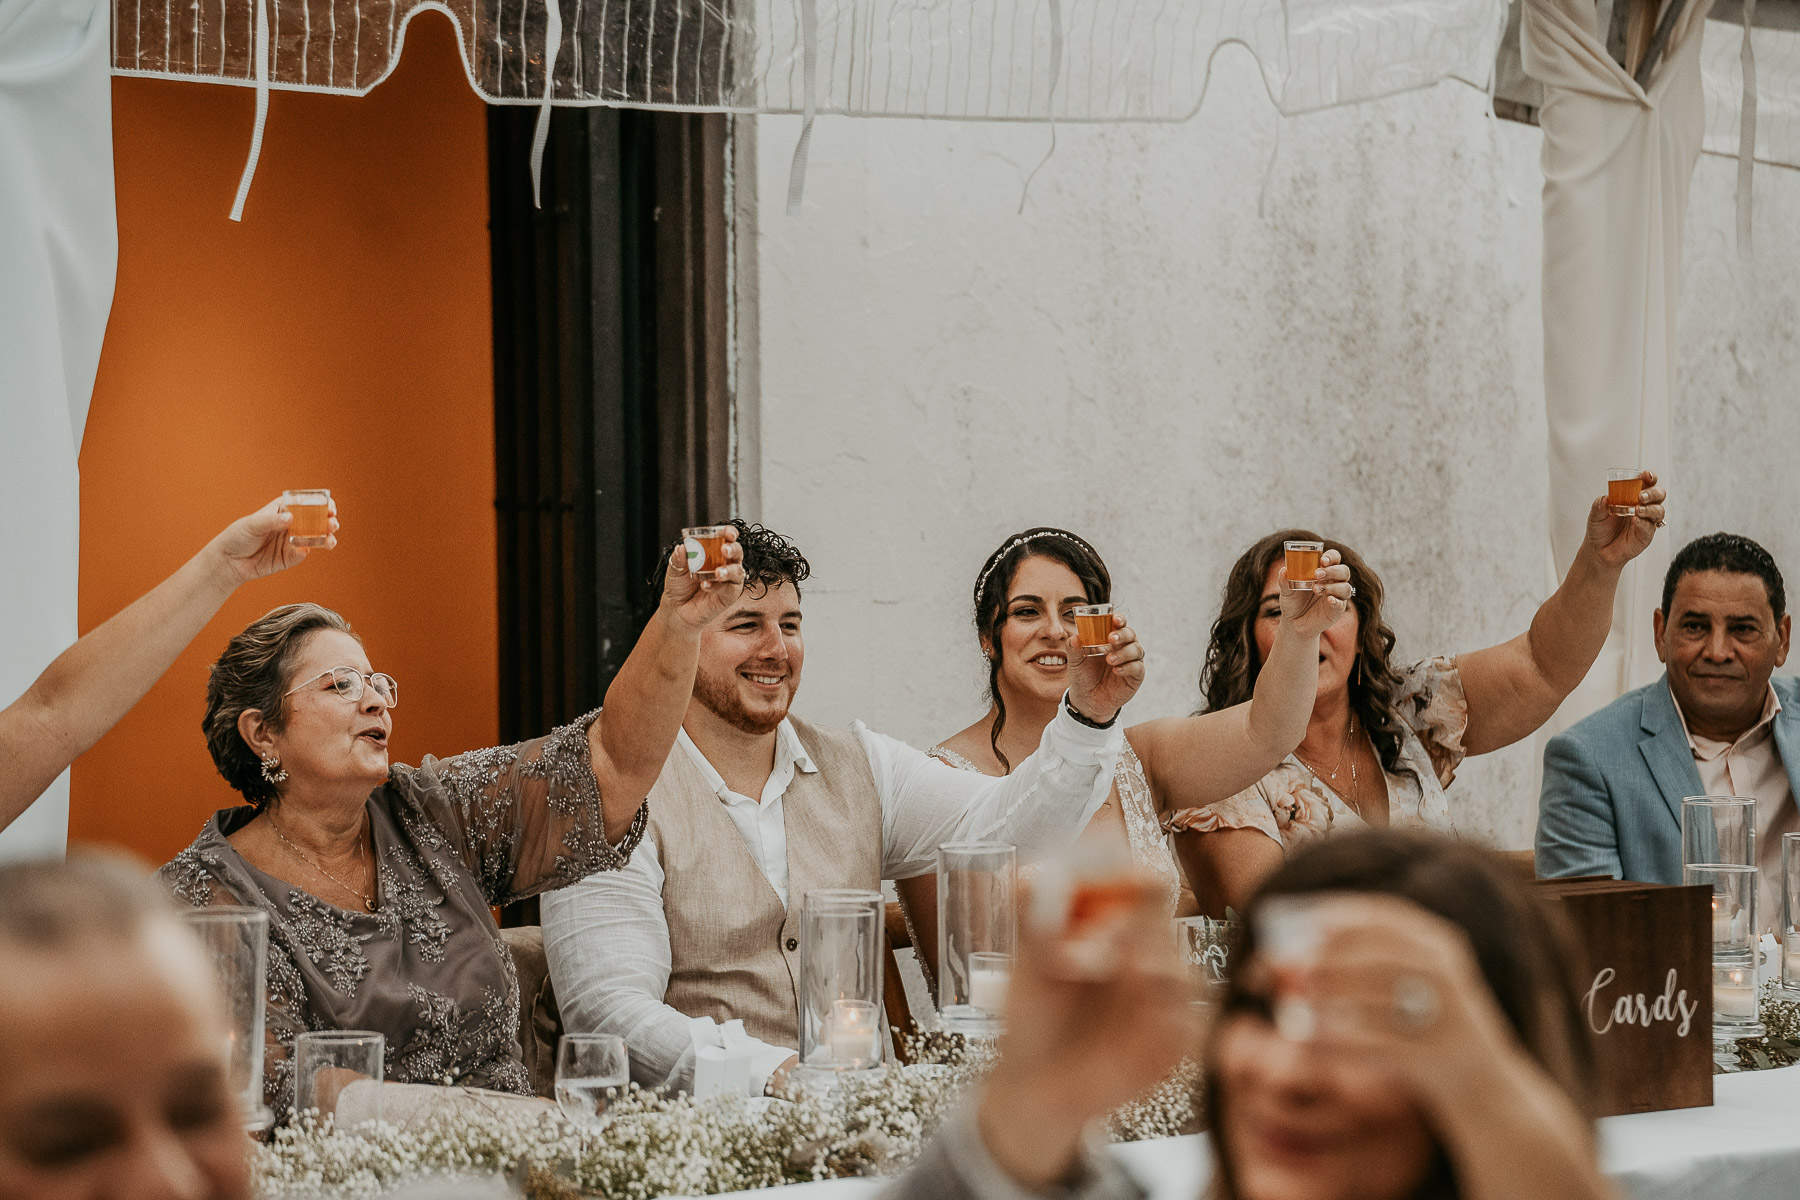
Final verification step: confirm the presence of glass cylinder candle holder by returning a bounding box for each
[1686,863,1759,961]
[180,907,271,1131]
[937,842,1018,1037]
[294,1031,385,1125]
[795,889,886,1079]
[1780,833,1800,999]
[1176,915,1237,996]
[1682,795,1756,870]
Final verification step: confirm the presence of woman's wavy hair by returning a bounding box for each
[1208,830,1600,1200]
[972,528,1110,773]
[1199,529,1416,783]
[203,603,359,811]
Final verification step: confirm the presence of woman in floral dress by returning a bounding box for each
[1173,473,1667,913]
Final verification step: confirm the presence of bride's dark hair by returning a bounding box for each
[971,528,1110,772]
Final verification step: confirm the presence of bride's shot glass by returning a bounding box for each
[1606,469,1645,517]
[1284,540,1324,591]
[279,489,332,547]
[682,525,731,580]
[1071,603,1115,657]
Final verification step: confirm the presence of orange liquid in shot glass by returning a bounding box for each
[286,504,330,540]
[1607,477,1644,512]
[1074,612,1113,653]
[1285,546,1321,586]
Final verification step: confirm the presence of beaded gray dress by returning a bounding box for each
[160,711,646,1116]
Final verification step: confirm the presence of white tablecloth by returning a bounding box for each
[701,1067,1800,1200]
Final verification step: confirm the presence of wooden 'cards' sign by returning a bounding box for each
[1534,878,1713,1116]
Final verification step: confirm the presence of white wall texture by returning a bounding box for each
[744,45,1800,851]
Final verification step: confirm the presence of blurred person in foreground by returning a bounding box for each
[0,497,335,835]
[888,830,1615,1200]
[162,531,748,1116]
[0,853,251,1200]
[1176,474,1666,915]
[1537,533,1797,931]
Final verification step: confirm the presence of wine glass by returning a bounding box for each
[555,1033,629,1134]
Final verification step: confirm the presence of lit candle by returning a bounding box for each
[827,999,879,1067]
[1715,967,1758,1018]
[969,966,1011,1016]
[1712,895,1741,945]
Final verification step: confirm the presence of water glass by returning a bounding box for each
[796,889,886,1076]
[1682,796,1756,869]
[1781,833,1800,997]
[294,1031,384,1124]
[937,843,1017,1037]
[1176,915,1237,992]
[180,907,271,1131]
[555,1034,629,1129]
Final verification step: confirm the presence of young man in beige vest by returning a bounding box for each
[542,521,1144,1095]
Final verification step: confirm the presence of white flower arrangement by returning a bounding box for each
[254,1035,1201,1198]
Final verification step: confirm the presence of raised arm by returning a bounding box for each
[0,497,334,832]
[585,533,746,842]
[1132,553,1353,813]
[1455,474,1665,756]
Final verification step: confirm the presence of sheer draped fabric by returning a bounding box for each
[161,710,645,1115]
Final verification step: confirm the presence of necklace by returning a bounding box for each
[1297,713,1362,820]
[269,815,378,912]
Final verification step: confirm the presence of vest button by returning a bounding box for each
[785,937,798,952]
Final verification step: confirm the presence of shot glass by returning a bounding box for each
[1071,604,1115,658]
[280,489,332,548]
[1284,541,1324,591]
[293,1030,383,1125]
[1253,895,1329,1041]
[1606,469,1644,517]
[681,525,731,581]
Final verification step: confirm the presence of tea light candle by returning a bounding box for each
[1715,968,1758,1018]
[969,966,1011,1016]
[828,1000,879,1067]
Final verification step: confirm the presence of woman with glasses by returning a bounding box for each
[160,532,746,1117]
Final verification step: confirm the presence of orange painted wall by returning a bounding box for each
[72,15,497,864]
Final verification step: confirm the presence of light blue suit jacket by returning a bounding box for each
[1535,673,1800,882]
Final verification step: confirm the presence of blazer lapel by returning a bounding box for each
[1638,676,1705,833]
[1770,677,1800,808]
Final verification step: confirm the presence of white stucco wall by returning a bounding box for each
[744,45,1800,850]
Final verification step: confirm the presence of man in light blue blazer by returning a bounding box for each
[1537,533,1797,891]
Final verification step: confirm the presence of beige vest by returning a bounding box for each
[647,716,884,1048]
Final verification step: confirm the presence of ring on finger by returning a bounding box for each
[1391,975,1440,1035]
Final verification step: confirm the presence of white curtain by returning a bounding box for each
[0,0,117,857]
[1524,0,1712,732]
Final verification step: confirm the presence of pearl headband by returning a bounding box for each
[974,530,1102,610]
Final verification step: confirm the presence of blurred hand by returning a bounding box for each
[210,496,339,585]
[1067,616,1145,724]
[1269,895,1527,1120]
[660,527,746,630]
[1279,549,1353,640]
[978,875,1202,1188]
[1586,471,1666,569]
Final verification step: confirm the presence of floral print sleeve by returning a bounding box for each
[1162,779,1288,846]
[1391,656,1470,789]
[391,709,648,907]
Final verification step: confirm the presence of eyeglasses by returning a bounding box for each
[284,666,399,708]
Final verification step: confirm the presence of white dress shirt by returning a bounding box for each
[541,702,1119,1094]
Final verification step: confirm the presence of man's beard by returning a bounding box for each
[694,666,791,735]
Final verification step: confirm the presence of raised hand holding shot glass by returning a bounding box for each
[1062,605,1146,727]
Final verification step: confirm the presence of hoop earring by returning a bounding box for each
[260,753,288,785]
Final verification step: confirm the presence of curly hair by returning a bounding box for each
[647,519,811,602]
[1662,532,1786,618]
[970,528,1111,773]
[203,603,359,811]
[1199,529,1417,784]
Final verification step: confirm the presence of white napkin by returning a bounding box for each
[689,1017,754,1099]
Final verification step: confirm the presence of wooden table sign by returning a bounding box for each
[1535,878,1713,1115]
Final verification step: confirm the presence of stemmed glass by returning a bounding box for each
[556,1033,629,1142]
